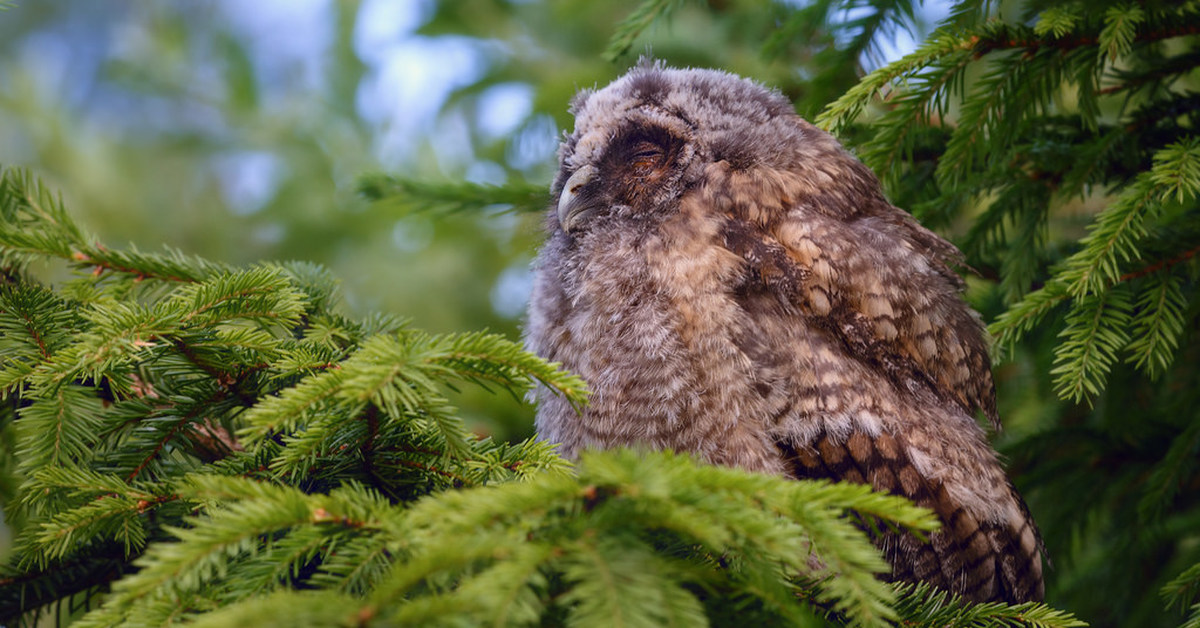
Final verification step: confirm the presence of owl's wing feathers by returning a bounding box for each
[702,125,1042,602]
[704,153,997,428]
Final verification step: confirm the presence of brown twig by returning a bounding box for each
[1119,244,1200,283]
[70,250,196,283]
[972,22,1200,59]
[126,388,230,481]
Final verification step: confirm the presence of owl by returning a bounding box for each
[525,62,1044,603]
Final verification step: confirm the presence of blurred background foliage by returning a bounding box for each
[0,0,941,440]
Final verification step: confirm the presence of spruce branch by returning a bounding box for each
[1138,420,1200,522]
[1163,563,1200,628]
[602,0,685,62]
[1099,4,1145,62]
[965,11,1200,58]
[818,4,1200,139]
[988,281,1070,358]
[237,367,346,443]
[240,330,586,469]
[1034,5,1082,39]
[11,464,178,571]
[991,240,1198,363]
[76,476,395,625]
[124,386,233,482]
[14,385,108,477]
[0,547,132,626]
[1,167,228,284]
[817,31,977,135]
[1118,244,1200,284]
[67,245,224,284]
[0,284,57,359]
[376,449,941,628]
[856,49,975,183]
[0,168,87,258]
[166,266,308,329]
[1125,271,1187,379]
[0,282,84,395]
[357,174,550,216]
[185,590,364,628]
[890,582,1087,627]
[1050,285,1133,403]
[1101,49,1200,98]
[1059,138,1199,300]
[1,167,592,625]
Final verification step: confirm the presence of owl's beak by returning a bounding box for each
[556,164,597,233]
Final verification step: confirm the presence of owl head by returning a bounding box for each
[553,61,865,237]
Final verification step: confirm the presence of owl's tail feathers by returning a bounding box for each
[778,431,1045,603]
[987,486,1047,603]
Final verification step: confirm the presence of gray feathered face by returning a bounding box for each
[552,64,803,235]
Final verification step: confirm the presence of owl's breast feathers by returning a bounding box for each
[530,167,1044,600]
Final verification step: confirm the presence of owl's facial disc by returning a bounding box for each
[556,164,597,233]
[557,123,688,234]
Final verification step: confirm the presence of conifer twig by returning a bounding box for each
[1118,244,1200,283]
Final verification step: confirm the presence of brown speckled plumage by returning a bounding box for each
[525,62,1044,603]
